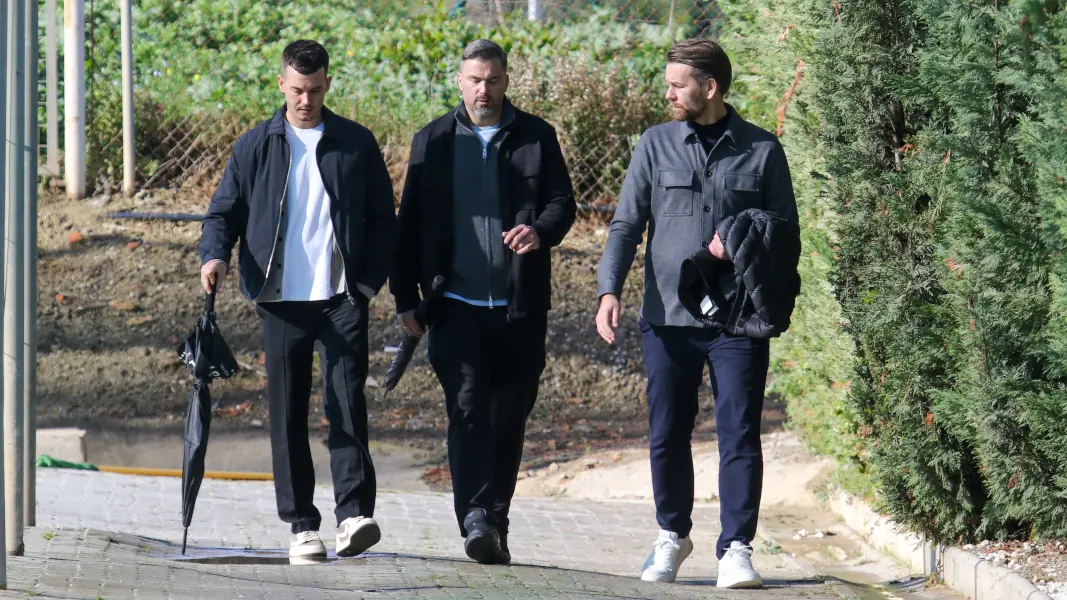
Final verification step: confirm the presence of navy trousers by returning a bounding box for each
[639,318,769,559]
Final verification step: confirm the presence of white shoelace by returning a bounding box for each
[294,531,320,545]
[651,538,681,571]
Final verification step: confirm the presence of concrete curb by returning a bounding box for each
[826,488,1053,600]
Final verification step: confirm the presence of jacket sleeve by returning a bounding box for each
[357,131,398,295]
[390,130,427,314]
[531,125,577,247]
[199,138,249,267]
[597,132,653,300]
[764,140,799,223]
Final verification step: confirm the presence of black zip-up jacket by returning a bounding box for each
[199,106,397,302]
[390,100,577,320]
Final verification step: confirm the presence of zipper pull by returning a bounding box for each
[489,293,494,309]
[482,147,487,161]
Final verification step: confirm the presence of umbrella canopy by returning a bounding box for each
[383,276,445,398]
[176,289,239,554]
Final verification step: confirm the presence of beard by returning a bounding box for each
[471,96,501,121]
[671,96,708,122]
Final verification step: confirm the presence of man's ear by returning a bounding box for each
[705,78,719,101]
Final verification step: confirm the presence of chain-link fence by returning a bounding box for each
[46,0,722,210]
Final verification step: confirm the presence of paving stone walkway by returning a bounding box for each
[1,470,859,599]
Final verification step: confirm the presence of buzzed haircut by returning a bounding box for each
[462,39,508,70]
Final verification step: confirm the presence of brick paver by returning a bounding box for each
[1,470,849,599]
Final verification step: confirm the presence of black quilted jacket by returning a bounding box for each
[677,208,801,339]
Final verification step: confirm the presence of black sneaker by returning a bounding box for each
[463,509,510,565]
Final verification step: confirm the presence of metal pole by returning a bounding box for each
[527,0,542,21]
[0,0,10,580]
[5,0,26,558]
[23,0,38,528]
[63,0,85,200]
[120,0,134,195]
[45,0,58,177]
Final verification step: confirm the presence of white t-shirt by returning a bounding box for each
[281,121,336,301]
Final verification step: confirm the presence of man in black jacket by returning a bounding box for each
[391,39,576,565]
[199,40,397,561]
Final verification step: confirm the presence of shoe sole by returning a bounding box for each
[336,522,381,558]
[465,531,508,565]
[289,545,327,559]
[717,579,763,589]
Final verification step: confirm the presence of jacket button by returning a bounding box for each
[703,206,711,213]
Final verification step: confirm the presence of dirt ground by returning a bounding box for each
[35,189,788,471]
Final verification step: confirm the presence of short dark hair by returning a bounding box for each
[667,38,732,97]
[282,40,329,76]
[461,39,507,70]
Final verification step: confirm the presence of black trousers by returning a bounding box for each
[428,299,547,536]
[257,294,376,534]
[639,318,770,559]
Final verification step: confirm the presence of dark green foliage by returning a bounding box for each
[818,0,1067,542]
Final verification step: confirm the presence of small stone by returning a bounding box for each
[584,459,600,469]
[127,241,142,250]
[133,284,148,299]
[54,293,68,304]
[110,299,139,312]
[547,463,560,473]
[251,419,264,428]
[67,232,85,245]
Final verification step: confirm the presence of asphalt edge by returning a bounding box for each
[826,488,1054,600]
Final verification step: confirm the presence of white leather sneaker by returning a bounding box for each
[335,516,381,558]
[289,531,327,558]
[640,530,694,583]
[717,541,763,588]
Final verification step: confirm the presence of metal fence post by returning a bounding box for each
[5,0,26,558]
[63,0,85,199]
[45,0,58,177]
[0,0,10,578]
[23,0,38,528]
[120,0,135,195]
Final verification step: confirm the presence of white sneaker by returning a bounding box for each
[717,541,763,589]
[335,516,381,558]
[640,530,694,583]
[289,531,327,558]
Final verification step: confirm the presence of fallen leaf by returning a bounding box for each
[126,315,154,326]
[109,299,139,312]
[127,241,142,250]
[55,293,68,304]
[67,232,85,244]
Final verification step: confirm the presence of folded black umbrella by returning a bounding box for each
[383,276,445,398]
[175,288,239,554]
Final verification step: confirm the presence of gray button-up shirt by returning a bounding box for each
[597,106,798,327]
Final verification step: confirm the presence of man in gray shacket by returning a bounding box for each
[391,40,577,566]
[596,39,798,587]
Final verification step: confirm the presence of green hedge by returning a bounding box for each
[816,0,1067,542]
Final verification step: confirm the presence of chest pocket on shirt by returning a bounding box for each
[722,171,762,213]
[655,169,696,217]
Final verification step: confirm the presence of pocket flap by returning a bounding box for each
[725,172,761,192]
[658,169,695,188]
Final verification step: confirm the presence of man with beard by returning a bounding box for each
[391,39,576,565]
[199,40,396,560]
[594,38,798,587]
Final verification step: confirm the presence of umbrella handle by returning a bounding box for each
[204,286,216,316]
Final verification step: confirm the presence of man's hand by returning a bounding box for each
[708,232,727,260]
[200,260,228,294]
[503,225,541,255]
[595,294,622,345]
[398,310,425,337]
